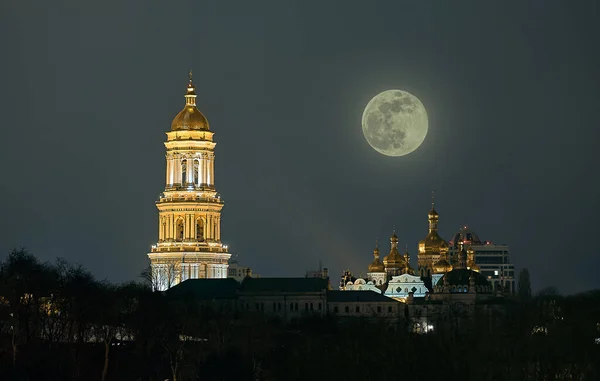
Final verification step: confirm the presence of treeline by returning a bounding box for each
[0,249,599,381]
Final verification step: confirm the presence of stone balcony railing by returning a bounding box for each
[158,194,223,204]
[151,241,229,254]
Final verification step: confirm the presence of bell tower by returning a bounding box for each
[147,72,231,291]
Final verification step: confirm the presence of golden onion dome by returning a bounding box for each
[368,241,385,273]
[421,231,448,249]
[433,256,453,274]
[171,72,210,131]
[383,250,403,268]
[383,230,404,268]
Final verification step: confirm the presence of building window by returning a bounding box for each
[290,303,293,311]
[344,306,349,313]
[334,306,339,313]
[377,306,382,313]
[181,160,187,184]
[278,303,281,311]
[295,303,298,311]
[193,159,199,184]
[272,302,276,311]
[356,306,360,313]
[176,220,184,241]
[388,306,392,313]
[318,303,322,311]
[196,219,204,241]
[310,303,314,311]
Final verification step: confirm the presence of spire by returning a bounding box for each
[369,239,385,273]
[185,70,197,105]
[428,193,439,233]
[390,228,399,249]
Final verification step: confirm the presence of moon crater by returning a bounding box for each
[362,90,428,157]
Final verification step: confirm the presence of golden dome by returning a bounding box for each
[171,72,210,131]
[383,230,404,268]
[433,257,453,274]
[368,242,385,273]
[419,231,448,250]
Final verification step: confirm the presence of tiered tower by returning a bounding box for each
[148,72,231,291]
[367,240,386,285]
[417,193,449,278]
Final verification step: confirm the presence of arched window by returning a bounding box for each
[176,219,184,241]
[196,219,204,241]
[181,160,187,184]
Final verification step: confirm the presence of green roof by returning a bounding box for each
[327,290,398,303]
[168,278,239,300]
[240,277,329,293]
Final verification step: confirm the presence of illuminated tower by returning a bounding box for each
[367,240,386,285]
[147,72,230,291]
[417,193,449,278]
[383,230,404,277]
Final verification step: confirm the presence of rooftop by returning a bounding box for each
[240,277,330,293]
[327,290,398,303]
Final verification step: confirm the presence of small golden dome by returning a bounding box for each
[383,230,404,268]
[433,257,453,274]
[171,72,210,131]
[368,241,385,273]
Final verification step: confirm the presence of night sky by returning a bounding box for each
[2,1,599,294]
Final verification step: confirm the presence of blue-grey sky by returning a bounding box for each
[1,1,599,293]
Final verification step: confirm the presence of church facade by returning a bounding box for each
[147,73,230,290]
[344,195,514,312]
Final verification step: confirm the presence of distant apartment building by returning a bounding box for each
[449,226,515,293]
[227,260,259,282]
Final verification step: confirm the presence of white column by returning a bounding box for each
[173,158,180,184]
[186,158,193,184]
[165,157,170,186]
[198,157,203,186]
[169,157,174,185]
[203,155,208,185]
[207,157,212,186]
[210,155,214,186]
[167,215,172,240]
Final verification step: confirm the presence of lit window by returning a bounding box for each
[494,270,499,276]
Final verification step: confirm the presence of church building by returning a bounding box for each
[147,73,231,290]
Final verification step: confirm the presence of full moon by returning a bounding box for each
[362,90,428,157]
